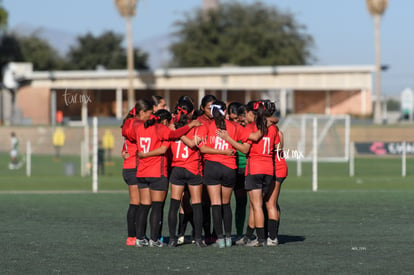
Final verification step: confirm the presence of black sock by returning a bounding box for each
[275,219,280,237]
[262,205,269,238]
[202,201,211,238]
[158,201,165,239]
[211,205,223,239]
[235,196,247,236]
[150,202,163,241]
[192,203,203,242]
[127,204,139,237]
[178,213,185,236]
[268,219,277,240]
[256,227,265,242]
[246,225,255,238]
[137,204,150,239]
[168,199,181,241]
[222,203,232,238]
[186,210,194,235]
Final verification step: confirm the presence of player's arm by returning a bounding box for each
[163,120,202,140]
[199,145,234,156]
[181,135,198,149]
[121,142,129,159]
[267,116,279,126]
[138,145,168,158]
[216,129,251,154]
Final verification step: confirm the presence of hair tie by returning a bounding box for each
[254,101,266,111]
[177,106,188,115]
[210,104,225,117]
[129,107,136,116]
[150,114,160,121]
[176,106,188,122]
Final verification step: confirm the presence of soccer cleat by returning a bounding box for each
[266,237,279,246]
[246,238,266,247]
[194,240,207,248]
[225,237,232,248]
[235,236,249,245]
[235,234,256,245]
[149,239,165,248]
[204,236,217,245]
[126,237,137,246]
[177,235,185,245]
[168,239,178,247]
[213,238,226,248]
[135,238,149,247]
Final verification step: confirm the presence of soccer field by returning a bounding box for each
[1,155,414,274]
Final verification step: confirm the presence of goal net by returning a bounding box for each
[279,114,351,162]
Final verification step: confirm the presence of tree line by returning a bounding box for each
[0,1,314,72]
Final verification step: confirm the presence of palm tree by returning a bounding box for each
[366,0,388,124]
[114,0,138,110]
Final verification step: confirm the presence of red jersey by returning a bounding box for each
[196,114,211,125]
[121,118,139,169]
[246,123,278,176]
[169,127,202,176]
[199,120,250,169]
[274,132,288,178]
[128,123,190,177]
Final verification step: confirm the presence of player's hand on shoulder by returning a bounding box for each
[189,120,202,128]
[216,129,230,141]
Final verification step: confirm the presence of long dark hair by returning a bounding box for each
[227,102,243,119]
[174,99,194,129]
[192,94,217,120]
[120,99,153,128]
[246,100,268,136]
[263,100,276,117]
[144,109,171,128]
[151,95,164,106]
[211,100,227,130]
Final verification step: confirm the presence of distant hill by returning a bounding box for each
[10,24,171,70]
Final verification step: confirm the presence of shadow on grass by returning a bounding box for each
[278,234,306,244]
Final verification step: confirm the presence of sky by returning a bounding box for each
[3,0,413,96]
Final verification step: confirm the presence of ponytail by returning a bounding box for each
[211,100,227,130]
[144,109,171,128]
[247,100,268,136]
[174,99,194,129]
[121,107,136,128]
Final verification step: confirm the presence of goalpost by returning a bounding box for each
[280,114,351,191]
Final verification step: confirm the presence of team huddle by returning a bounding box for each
[121,95,287,248]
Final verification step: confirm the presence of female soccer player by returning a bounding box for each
[121,99,153,246]
[267,127,288,246]
[227,102,249,239]
[151,95,168,112]
[126,109,201,247]
[193,94,217,244]
[167,100,208,247]
[218,100,279,247]
[198,100,252,248]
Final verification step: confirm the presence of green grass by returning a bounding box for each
[1,154,414,274]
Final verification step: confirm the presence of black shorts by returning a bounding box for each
[234,167,246,191]
[137,176,168,191]
[203,160,236,188]
[170,167,203,186]
[275,177,286,184]
[123,168,138,185]
[245,174,274,195]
